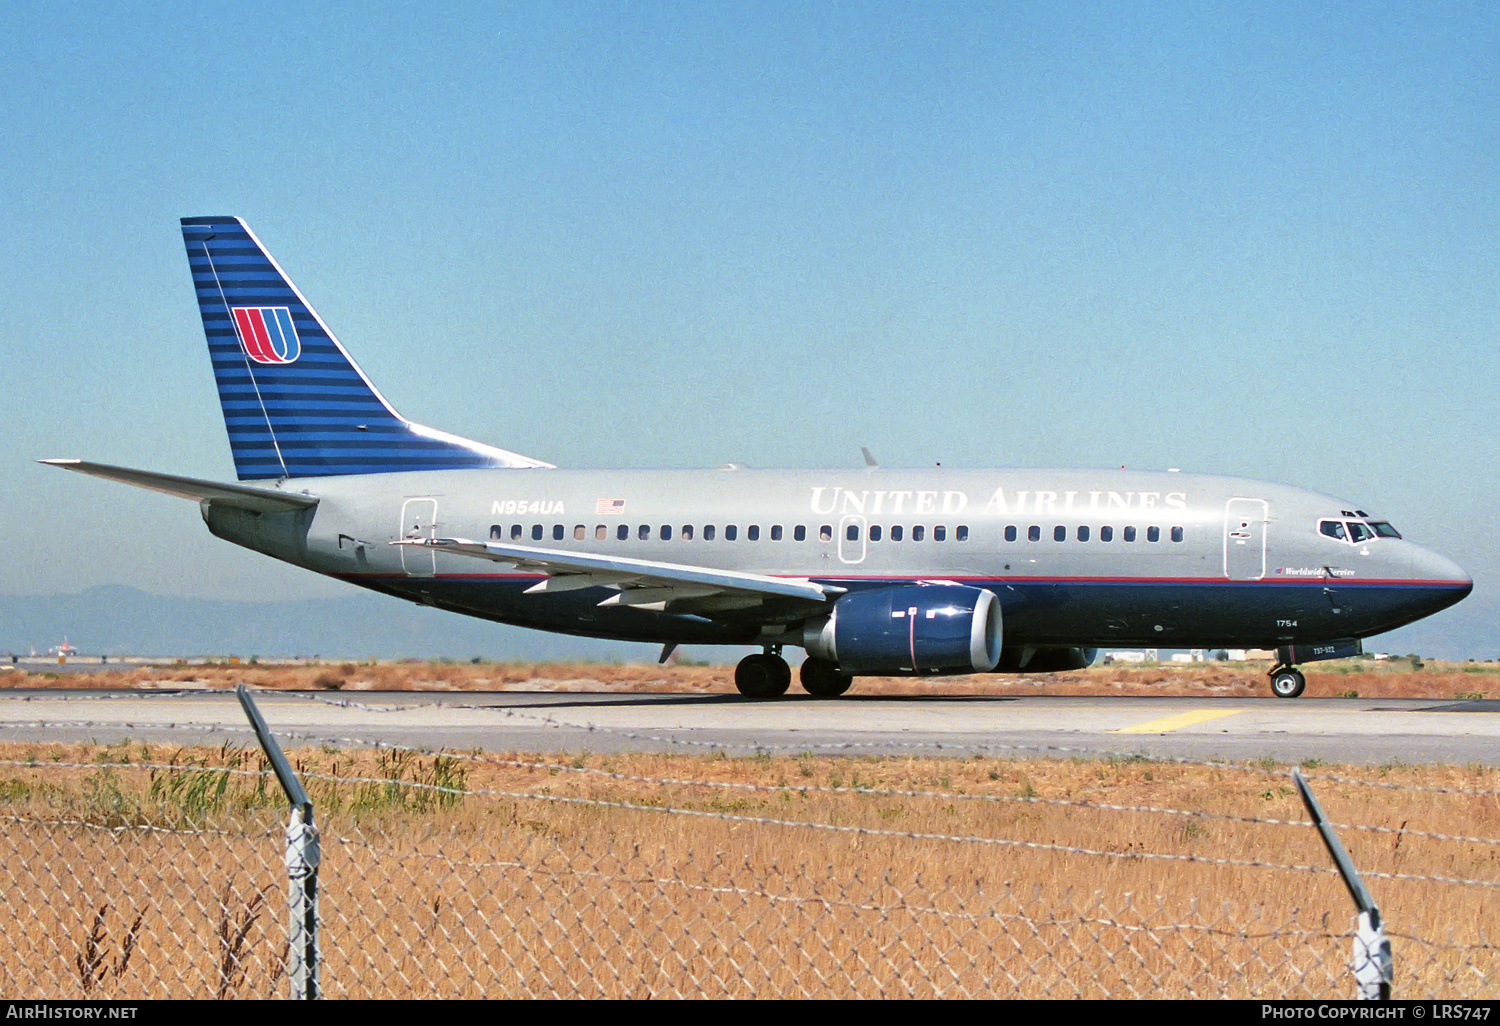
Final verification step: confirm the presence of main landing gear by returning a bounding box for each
[733,649,855,698]
[1268,664,1307,699]
[799,657,853,697]
[734,648,791,698]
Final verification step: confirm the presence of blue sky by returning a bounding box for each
[3,2,1494,655]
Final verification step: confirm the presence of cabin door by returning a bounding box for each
[1223,498,1268,580]
[399,498,439,576]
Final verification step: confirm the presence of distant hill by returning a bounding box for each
[0,585,662,663]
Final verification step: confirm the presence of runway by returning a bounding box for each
[2,688,1498,764]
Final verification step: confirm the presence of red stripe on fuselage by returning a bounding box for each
[332,571,1466,590]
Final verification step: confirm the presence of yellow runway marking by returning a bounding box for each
[1115,709,1244,734]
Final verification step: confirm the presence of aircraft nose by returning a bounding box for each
[1409,546,1473,602]
[1411,547,1472,586]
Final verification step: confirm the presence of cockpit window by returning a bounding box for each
[1321,518,1394,543]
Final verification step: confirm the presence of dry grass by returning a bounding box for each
[4,658,1497,700]
[0,741,1494,998]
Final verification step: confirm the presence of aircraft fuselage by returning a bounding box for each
[203,465,1471,653]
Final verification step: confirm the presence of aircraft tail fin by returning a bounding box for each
[180,216,551,480]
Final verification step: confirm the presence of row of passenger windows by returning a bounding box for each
[489,523,973,543]
[1005,524,1185,543]
[487,522,1184,544]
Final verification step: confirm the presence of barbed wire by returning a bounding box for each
[0,810,272,839]
[2,727,1498,855]
[7,753,1495,888]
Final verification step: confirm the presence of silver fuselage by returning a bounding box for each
[204,466,1472,652]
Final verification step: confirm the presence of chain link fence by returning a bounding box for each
[0,730,1495,997]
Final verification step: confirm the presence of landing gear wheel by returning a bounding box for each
[800,657,854,697]
[1269,666,1306,699]
[735,653,791,698]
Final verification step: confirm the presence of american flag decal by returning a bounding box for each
[231,306,301,364]
[595,498,626,514]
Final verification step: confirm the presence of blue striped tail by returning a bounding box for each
[180,216,551,481]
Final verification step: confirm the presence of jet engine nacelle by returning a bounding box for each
[803,584,1002,676]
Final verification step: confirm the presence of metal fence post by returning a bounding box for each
[237,684,320,999]
[1293,767,1392,1000]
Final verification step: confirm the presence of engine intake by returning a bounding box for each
[803,584,1002,676]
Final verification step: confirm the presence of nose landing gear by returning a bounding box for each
[1268,664,1307,699]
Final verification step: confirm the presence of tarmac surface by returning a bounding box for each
[1,687,1497,764]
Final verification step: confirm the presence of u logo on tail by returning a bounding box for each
[231,306,301,364]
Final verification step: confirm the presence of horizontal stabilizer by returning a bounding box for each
[40,459,319,514]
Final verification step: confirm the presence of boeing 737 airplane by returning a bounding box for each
[45,217,1472,698]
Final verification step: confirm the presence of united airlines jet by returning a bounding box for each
[44,217,1472,698]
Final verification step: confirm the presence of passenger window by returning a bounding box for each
[553,525,564,541]
[1147,526,1160,542]
[913,525,925,542]
[793,525,805,541]
[725,525,737,541]
[1028,526,1041,542]
[532,524,543,541]
[891,525,904,542]
[704,525,716,541]
[617,524,629,541]
[661,525,672,541]
[1004,525,1017,542]
[1053,526,1065,542]
[1101,526,1113,542]
[819,525,832,542]
[956,526,968,542]
[638,524,650,540]
[773,525,784,541]
[934,526,947,542]
[574,525,585,541]
[1171,526,1184,543]
[681,525,694,541]
[870,525,882,542]
[1320,520,1347,541]
[490,525,502,540]
[1124,526,1137,542]
[1077,526,1089,542]
[596,526,607,541]
[748,525,760,541]
[511,525,523,541]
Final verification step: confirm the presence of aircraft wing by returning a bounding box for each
[40,459,319,514]
[400,537,843,614]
